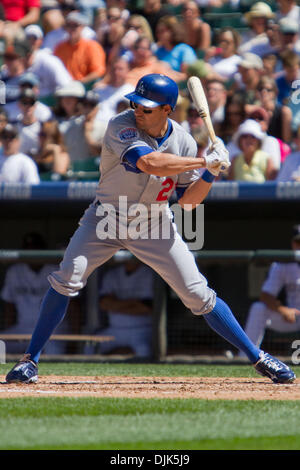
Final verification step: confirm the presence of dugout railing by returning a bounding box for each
[0,248,299,361]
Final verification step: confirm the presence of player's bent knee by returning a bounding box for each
[189,288,217,315]
[48,255,89,297]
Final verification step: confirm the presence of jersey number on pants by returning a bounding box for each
[156,178,175,201]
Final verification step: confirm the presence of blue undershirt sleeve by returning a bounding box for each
[121,145,154,173]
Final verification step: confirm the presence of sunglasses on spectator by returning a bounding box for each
[1,134,16,141]
[65,22,81,29]
[257,86,274,92]
[20,99,36,106]
[108,15,121,20]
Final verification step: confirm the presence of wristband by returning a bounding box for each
[201,169,216,183]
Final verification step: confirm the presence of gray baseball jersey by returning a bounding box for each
[96,109,200,208]
[49,109,216,315]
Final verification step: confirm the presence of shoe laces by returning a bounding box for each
[19,353,33,364]
[261,353,282,372]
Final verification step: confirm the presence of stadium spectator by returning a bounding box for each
[125,14,154,43]
[17,88,41,158]
[54,11,106,83]
[276,50,300,105]
[4,72,53,123]
[0,123,40,184]
[240,225,300,355]
[39,0,65,35]
[154,16,197,75]
[180,1,211,52]
[276,125,300,181]
[275,0,300,23]
[130,0,170,38]
[227,119,277,182]
[42,0,97,51]
[248,106,290,169]
[59,89,107,163]
[85,260,154,359]
[0,41,29,106]
[35,119,70,176]
[96,6,125,64]
[24,27,72,98]
[0,0,40,43]
[227,106,286,171]
[191,125,209,159]
[215,94,247,145]
[277,17,300,55]
[182,103,204,133]
[105,0,130,23]
[254,75,292,143]
[123,36,183,87]
[53,80,85,122]
[0,108,8,151]
[262,53,279,79]
[206,79,227,125]
[236,53,264,105]
[93,57,134,123]
[0,232,68,355]
[239,2,275,55]
[208,27,242,82]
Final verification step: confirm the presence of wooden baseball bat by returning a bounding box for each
[187,76,218,145]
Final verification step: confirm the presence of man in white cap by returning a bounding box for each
[236,52,264,104]
[278,17,300,54]
[24,25,72,97]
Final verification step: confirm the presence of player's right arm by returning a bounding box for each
[136,151,206,176]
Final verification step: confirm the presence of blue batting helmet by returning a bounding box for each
[125,74,178,110]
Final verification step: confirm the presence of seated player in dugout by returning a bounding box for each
[240,225,300,355]
[5,73,296,385]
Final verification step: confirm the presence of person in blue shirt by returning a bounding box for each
[154,15,197,74]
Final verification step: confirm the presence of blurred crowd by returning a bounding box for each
[0,0,300,184]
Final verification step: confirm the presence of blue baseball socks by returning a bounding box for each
[26,287,70,363]
[204,297,261,363]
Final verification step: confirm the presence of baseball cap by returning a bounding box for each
[239,53,263,70]
[24,24,44,39]
[0,123,18,139]
[55,80,86,98]
[234,119,265,144]
[292,224,300,242]
[65,11,89,26]
[83,90,99,106]
[19,72,40,87]
[4,40,31,59]
[279,17,299,34]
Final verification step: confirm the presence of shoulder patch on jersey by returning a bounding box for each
[118,127,139,142]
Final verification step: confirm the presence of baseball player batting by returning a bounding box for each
[6,74,295,384]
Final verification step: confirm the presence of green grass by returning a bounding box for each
[1,363,300,450]
[1,361,278,378]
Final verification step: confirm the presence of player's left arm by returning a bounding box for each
[177,176,213,210]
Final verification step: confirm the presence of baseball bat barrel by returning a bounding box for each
[187,76,218,144]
